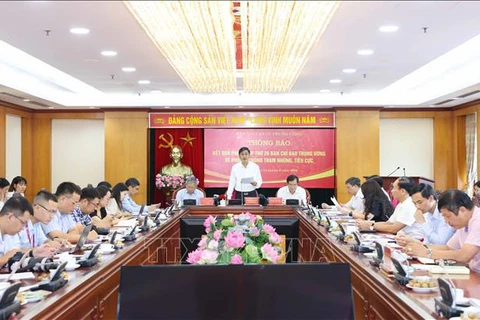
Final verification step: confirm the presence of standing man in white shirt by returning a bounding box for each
[276,175,307,206]
[357,177,424,239]
[322,177,364,216]
[396,183,454,245]
[226,147,262,203]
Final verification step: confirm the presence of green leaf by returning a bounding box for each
[245,244,259,258]
[221,219,234,227]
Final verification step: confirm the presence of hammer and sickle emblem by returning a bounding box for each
[158,133,174,149]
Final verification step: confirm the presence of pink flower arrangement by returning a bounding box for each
[155,173,198,190]
[187,213,283,265]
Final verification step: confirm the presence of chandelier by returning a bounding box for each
[124,1,339,93]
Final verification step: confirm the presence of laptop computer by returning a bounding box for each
[70,224,93,253]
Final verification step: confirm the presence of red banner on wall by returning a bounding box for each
[149,112,335,128]
[204,129,335,188]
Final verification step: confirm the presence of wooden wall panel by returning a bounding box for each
[31,117,51,193]
[104,111,148,203]
[433,115,454,191]
[21,117,34,200]
[336,110,380,203]
[0,107,5,177]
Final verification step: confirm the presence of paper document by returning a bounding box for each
[330,196,341,207]
[115,220,138,227]
[240,177,254,184]
[0,272,35,280]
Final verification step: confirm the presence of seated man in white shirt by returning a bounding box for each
[322,177,364,216]
[17,190,65,249]
[396,183,454,246]
[357,177,424,238]
[42,182,97,243]
[175,176,204,206]
[0,196,56,267]
[276,175,307,206]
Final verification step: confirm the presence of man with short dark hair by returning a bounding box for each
[175,176,204,206]
[0,197,56,266]
[42,182,97,243]
[322,177,364,215]
[357,177,423,237]
[406,189,480,273]
[72,187,100,226]
[276,175,307,206]
[396,183,454,246]
[122,177,160,213]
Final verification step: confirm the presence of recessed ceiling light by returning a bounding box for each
[379,25,399,33]
[342,68,356,74]
[312,106,319,108]
[151,90,163,94]
[70,27,90,35]
[357,49,374,56]
[23,99,30,102]
[329,79,342,84]
[122,67,136,72]
[89,106,96,109]
[238,106,244,108]
[138,80,150,84]
[164,106,170,109]
[48,106,55,109]
[319,89,330,93]
[101,51,117,57]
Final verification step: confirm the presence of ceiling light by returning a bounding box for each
[312,106,319,108]
[101,51,117,57]
[164,106,170,109]
[89,106,96,109]
[151,90,163,94]
[138,80,150,84]
[242,1,340,93]
[238,106,244,108]
[357,49,374,56]
[48,106,54,109]
[319,89,330,93]
[342,69,356,74]
[23,98,30,102]
[329,79,342,84]
[379,25,399,33]
[69,28,90,35]
[124,1,237,93]
[122,67,136,72]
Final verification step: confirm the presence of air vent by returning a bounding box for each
[0,92,24,100]
[29,101,51,108]
[434,99,455,106]
[456,90,480,99]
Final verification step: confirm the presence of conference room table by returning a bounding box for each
[15,205,480,319]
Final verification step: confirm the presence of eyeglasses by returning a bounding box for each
[67,197,80,207]
[35,203,57,214]
[15,215,28,227]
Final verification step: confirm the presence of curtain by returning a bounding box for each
[466,113,477,196]
[152,129,204,205]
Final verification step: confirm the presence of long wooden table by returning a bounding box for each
[17,205,480,319]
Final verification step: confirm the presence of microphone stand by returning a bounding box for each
[387,166,400,177]
[403,168,406,177]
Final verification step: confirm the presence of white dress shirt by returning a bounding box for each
[388,197,425,239]
[277,186,307,205]
[344,189,364,212]
[421,205,455,245]
[226,161,262,199]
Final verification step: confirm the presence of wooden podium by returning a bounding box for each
[364,176,435,191]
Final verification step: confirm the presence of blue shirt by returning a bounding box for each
[17,220,48,248]
[72,207,92,226]
[121,195,142,213]
[175,189,204,206]
[42,211,77,236]
[421,205,455,245]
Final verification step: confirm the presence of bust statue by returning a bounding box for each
[161,145,193,177]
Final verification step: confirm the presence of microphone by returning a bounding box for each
[403,168,406,177]
[387,166,400,177]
